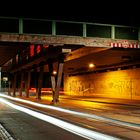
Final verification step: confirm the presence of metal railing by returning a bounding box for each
[0,16,139,40]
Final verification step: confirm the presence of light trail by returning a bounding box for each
[0,98,120,140]
[0,93,140,130]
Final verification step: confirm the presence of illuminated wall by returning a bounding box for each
[64,68,140,100]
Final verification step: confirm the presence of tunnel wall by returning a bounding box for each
[64,68,140,100]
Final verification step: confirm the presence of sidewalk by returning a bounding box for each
[17,92,140,108]
[59,95,140,107]
[6,91,140,107]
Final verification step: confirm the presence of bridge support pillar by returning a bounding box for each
[37,65,44,100]
[48,60,64,105]
[8,74,12,96]
[48,62,55,102]
[54,62,64,104]
[19,72,24,97]
[12,73,17,97]
[25,71,31,98]
[34,67,38,99]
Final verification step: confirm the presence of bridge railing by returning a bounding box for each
[0,16,139,40]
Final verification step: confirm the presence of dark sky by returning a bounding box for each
[0,1,139,27]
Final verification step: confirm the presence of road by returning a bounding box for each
[0,101,87,140]
[1,94,140,139]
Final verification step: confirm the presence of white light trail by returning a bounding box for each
[0,94,140,130]
[0,98,120,140]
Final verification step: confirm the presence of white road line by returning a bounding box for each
[0,93,140,130]
[0,98,120,140]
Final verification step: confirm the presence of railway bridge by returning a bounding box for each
[0,17,140,104]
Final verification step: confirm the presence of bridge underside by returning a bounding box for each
[0,42,28,67]
[0,33,140,71]
[0,34,140,102]
[0,16,140,103]
[64,46,140,74]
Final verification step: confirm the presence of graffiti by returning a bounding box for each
[65,74,140,99]
[108,80,131,91]
[68,79,96,96]
[67,78,133,96]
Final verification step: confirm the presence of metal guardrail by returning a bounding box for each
[0,16,139,40]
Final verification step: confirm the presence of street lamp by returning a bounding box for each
[53,70,57,75]
[89,63,95,68]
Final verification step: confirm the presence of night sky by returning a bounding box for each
[0,1,139,27]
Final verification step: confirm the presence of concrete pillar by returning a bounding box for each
[8,81,11,96]
[54,63,64,103]
[13,73,17,97]
[8,74,12,96]
[34,67,38,98]
[37,66,44,100]
[25,71,31,98]
[48,55,64,104]
[48,63,56,101]
[51,76,56,99]
[19,72,24,97]
[9,74,14,96]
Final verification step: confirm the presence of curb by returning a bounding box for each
[0,124,15,140]
[60,96,140,108]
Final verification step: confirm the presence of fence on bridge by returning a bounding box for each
[0,16,139,40]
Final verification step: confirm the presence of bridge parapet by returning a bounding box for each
[0,16,139,43]
[0,34,139,48]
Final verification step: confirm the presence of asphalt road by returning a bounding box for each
[1,94,140,140]
[0,101,87,140]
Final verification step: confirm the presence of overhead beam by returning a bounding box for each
[65,47,111,61]
[1,34,138,47]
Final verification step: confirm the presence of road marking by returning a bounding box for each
[0,94,140,131]
[0,98,120,140]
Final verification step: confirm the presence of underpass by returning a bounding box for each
[0,16,140,140]
[1,93,140,139]
[0,16,140,103]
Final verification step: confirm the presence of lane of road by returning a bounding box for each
[1,94,140,130]
[1,94,140,139]
[0,98,121,140]
[0,99,89,140]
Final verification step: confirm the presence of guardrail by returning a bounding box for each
[0,16,139,40]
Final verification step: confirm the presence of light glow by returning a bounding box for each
[89,63,95,68]
[0,94,140,130]
[53,71,57,75]
[0,98,119,140]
